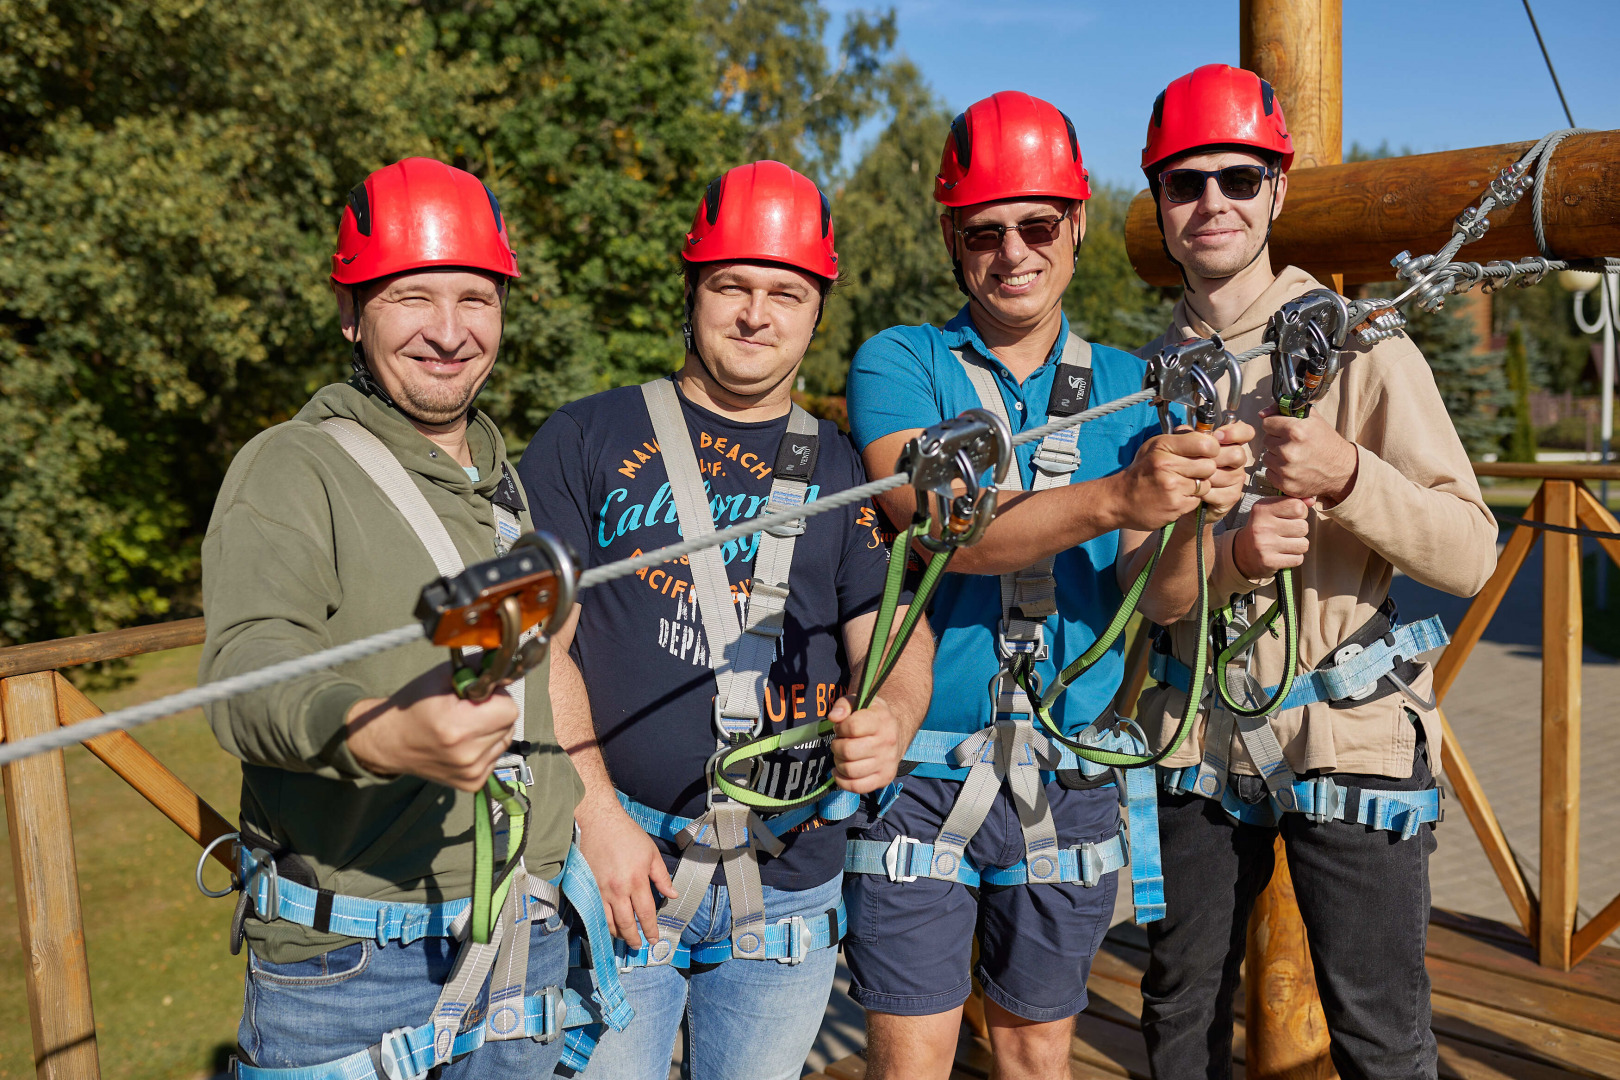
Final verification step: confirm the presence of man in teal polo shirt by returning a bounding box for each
[842,92,1253,1080]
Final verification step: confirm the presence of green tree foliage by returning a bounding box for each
[1402,299,1512,458]
[0,0,899,647]
[1501,324,1538,462]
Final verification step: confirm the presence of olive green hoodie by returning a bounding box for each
[200,382,582,962]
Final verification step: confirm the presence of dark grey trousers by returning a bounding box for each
[1140,741,1439,1080]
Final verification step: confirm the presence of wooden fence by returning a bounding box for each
[3,464,1619,1076]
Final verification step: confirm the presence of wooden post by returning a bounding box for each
[1,674,102,1079]
[1241,2,1339,1076]
[1540,480,1582,969]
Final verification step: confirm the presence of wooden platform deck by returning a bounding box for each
[812,909,1620,1080]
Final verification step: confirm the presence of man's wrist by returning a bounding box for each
[1328,440,1361,506]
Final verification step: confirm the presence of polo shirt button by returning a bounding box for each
[1014,401,1025,410]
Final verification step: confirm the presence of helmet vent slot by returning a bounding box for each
[704,176,724,225]
[347,183,372,238]
[950,112,972,171]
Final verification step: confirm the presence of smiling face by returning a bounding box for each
[686,261,824,398]
[1157,148,1287,281]
[940,198,1084,333]
[336,269,505,426]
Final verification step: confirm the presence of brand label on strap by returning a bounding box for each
[772,431,819,481]
[492,463,527,514]
[1047,364,1093,417]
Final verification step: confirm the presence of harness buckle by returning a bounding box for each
[377,1026,418,1080]
[883,835,920,883]
[535,985,567,1043]
[1077,842,1106,888]
[996,620,1048,662]
[1303,777,1346,824]
[1329,642,1380,701]
[245,847,280,923]
[777,915,812,965]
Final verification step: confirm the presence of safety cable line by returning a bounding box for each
[1521,0,1576,129]
[0,623,426,767]
[0,388,1158,767]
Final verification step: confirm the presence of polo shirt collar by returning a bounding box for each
[940,305,1072,379]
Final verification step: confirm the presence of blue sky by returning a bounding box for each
[823,0,1620,190]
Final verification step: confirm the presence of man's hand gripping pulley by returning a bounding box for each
[413,531,579,944]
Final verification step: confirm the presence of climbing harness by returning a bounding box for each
[606,377,874,972]
[842,335,1239,924]
[205,421,628,1078]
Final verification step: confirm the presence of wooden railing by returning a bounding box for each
[4,464,1620,1076]
[1439,463,1620,969]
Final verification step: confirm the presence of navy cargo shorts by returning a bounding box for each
[842,774,1119,1022]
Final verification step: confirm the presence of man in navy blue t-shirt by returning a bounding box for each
[520,161,933,1080]
[842,93,1253,1080]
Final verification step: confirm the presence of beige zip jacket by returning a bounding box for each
[1134,267,1498,778]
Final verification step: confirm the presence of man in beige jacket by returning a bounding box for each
[1132,65,1498,1080]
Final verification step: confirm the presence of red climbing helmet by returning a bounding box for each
[934,92,1091,208]
[1142,64,1294,178]
[682,160,838,281]
[331,157,521,285]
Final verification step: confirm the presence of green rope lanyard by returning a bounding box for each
[470,772,529,944]
[708,516,954,813]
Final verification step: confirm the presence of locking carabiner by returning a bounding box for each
[896,407,1013,552]
[1145,334,1243,433]
[1265,290,1350,416]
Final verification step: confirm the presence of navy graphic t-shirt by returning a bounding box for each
[519,378,896,890]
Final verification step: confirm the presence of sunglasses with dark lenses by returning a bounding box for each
[1158,164,1275,205]
[956,214,1068,253]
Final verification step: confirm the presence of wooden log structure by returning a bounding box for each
[1239,2,1340,1077]
[1125,129,1620,287]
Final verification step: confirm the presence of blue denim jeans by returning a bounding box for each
[568,874,841,1080]
[238,914,569,1078]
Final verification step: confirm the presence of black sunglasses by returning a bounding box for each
[1158,164,1276,205]
[955,213,1069,253]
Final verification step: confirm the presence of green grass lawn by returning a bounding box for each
[0,646,243,1080]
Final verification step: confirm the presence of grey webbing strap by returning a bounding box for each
[929,721,1065,884]
[318,418,529,757]
[637,379,807,962]
[647,805,786,965]
[640,379,817,734]
[946,338,1090,875]
[423,882,512,1066]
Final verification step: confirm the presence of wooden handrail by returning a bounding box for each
[1473,462,1620,482]
[0,619,205,679]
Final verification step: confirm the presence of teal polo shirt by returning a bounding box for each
[846,307,1163,779]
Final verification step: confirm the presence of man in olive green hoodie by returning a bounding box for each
[201,158,591,1079]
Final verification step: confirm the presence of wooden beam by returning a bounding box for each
[1240,4,1340,1076]
[1437,706,1537,938]
[1432,489,1542,704]
[0,618,205,679]
[1572,890,1620,968]
[1475,462,1620,482]
[1540,481,1582,970]
[1113,621,1153,717]
[1575,484,1620,571]
[1,674,102,1080]
[1126,130,1620,286]
[1244,835,1336,1080]
[53,673,235,870]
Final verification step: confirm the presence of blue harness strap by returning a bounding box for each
[233,842,631,1079]
[232,985,591,1080]
[901,728,1111,780]
[1148,615,1448,714]
[240,846,470,947]
[845,829,1127,888]
[856,721,1164,924]
[1162,768,1442,839]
